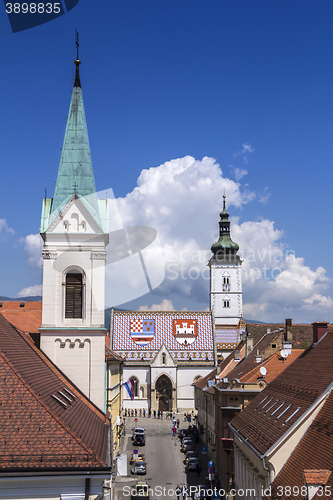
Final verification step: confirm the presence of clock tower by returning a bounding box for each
[209,195,244,353]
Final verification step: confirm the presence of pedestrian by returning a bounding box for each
[157,410,160,419]
[149,408,151,418]
[154,410,156,419]
[176,418,180,428]
[139,408,142,417]
[143,408,146,417]
[135,409,137,417]
[182,486,187,500]
[161,411,163,420]
[176,485,181,500]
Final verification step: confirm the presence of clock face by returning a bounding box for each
[222,283,230,292]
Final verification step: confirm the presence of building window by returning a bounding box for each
[65,272,83,318]
[132,377,138,397]
[162,353,166,365]
[222,274,230,291]
[223,300,230,308]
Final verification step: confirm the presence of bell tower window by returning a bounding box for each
[65,272,83,319]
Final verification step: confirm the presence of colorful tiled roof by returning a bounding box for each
[215,322,246,348]
[0,314,110,472]
[266,391,333,499]
[230,332,333,456]
[112,311,214,361]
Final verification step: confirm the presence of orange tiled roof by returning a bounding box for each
[241,349,304,383]
[216,329,284,386]
[0,301,42,334]
[266,391,333,499]
[302,470,332,485]
[0,314,110,472]
[193,341,246,390]
[231,333,333,457]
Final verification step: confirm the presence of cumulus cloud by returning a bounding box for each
[22,234,43,268]
[115,156,332,322]
[0,219,15,236]
[17,284,42,297]
[138,299,176,311]
[20,155,332,322]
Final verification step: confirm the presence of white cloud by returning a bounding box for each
[20,155,332,323]
[138,299,175,311]
[0,219,15,236]
[233,143,255,159]
[22,234,43,268]
[234,167,248,181]
[17,284,42,297]
[115,156,332,322]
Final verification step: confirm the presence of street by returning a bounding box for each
[113,415,210,500]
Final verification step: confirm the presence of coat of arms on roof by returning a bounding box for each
[130,318,155,346]
[173,319,197,345]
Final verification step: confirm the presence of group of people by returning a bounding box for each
[123,408,187,421]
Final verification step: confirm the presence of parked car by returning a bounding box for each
[130,452,145,464]
[184,450,198,464]
[133,435,145,446]
[131,481,150,500]
[131,461,147,475]
[181,439,194,453]
[186,457,200,472]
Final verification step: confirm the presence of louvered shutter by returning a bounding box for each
[65,273,83,318]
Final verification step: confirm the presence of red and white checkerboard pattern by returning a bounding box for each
[112,311,214,363]
[130,319,143,333]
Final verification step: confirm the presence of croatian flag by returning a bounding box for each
[124,378,135,400]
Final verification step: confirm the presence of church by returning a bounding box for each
[36,49,245,415]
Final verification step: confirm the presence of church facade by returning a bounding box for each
[111,310,215,412]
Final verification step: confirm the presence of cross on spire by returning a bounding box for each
[74,28,81,88]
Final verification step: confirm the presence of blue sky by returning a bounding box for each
[0,0,332,323]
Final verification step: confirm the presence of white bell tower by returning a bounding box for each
[209,195,244,351]
[39,54,109,411]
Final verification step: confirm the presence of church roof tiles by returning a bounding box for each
[0,314,110,472]
[112,310,214,362]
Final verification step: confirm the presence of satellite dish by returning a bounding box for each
[260,366,267,376]
[280,349,288,359]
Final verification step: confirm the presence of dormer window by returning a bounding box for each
[162,353,166,365]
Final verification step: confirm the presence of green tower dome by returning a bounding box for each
[211,195,240,261]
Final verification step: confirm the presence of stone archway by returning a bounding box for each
[155,374,172,412]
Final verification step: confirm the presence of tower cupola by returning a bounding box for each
[211,195,240,260]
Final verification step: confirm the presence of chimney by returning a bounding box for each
[312,322,329,343]
[285,319,292,342]
[246,335,253,356]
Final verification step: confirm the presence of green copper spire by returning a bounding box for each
[51,50,99,218]
[211,195,240,261]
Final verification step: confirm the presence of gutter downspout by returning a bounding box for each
[85,477,90,500]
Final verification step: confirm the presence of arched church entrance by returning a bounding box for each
[155,375,172,412]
